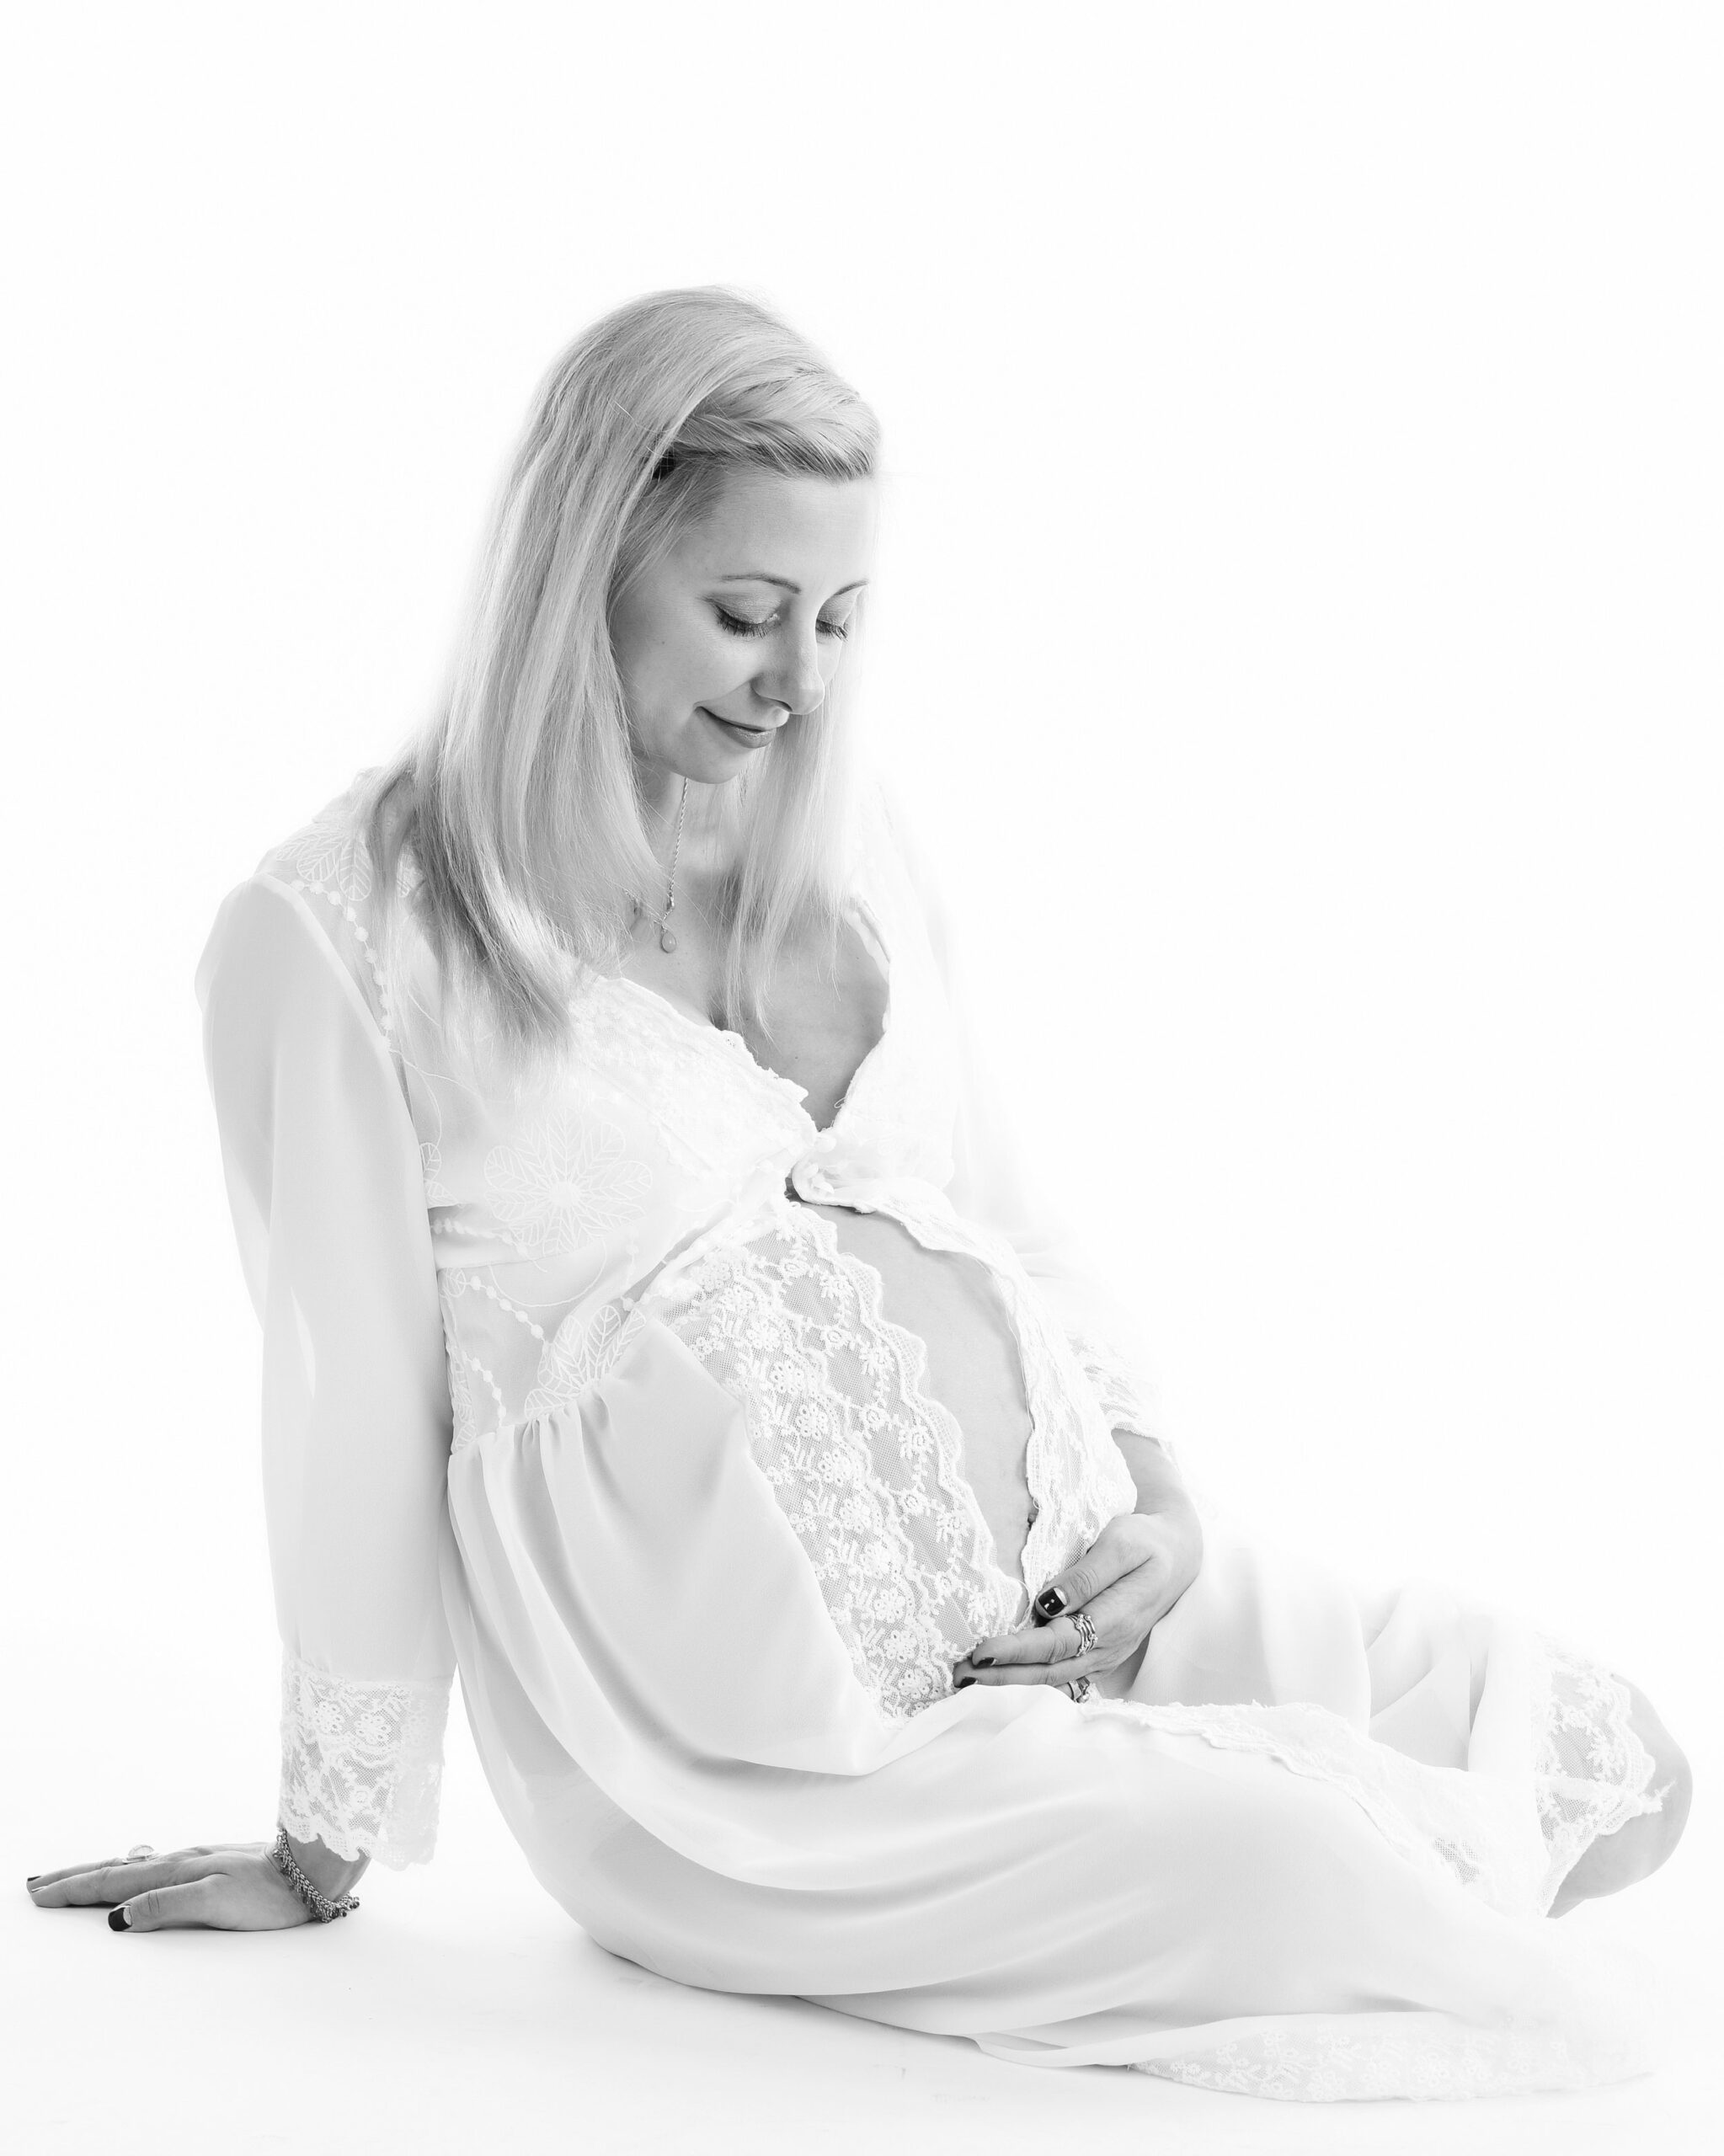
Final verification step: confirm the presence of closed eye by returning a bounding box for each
[715,606,854,643]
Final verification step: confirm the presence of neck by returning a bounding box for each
[637,759,685,830]
[636,765,687,875]
[637,768,744,890]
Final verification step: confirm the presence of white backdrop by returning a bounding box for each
[3,8,1720,2151]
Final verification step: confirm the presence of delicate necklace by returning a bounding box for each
[636,778,690,953]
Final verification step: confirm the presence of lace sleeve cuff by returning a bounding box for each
[278,1650,451,1870]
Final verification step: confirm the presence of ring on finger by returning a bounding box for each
[125,1844,156,1863]
[1069,1611,1098,1657]
[1065,1676,1094,1702]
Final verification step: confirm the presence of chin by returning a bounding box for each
[689,755,746,787]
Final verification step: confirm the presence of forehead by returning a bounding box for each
[676,469,878,583]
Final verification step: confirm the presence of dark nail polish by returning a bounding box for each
[955,1676,975,1689]
[108,1907,131,1931]
[1034,1587,1068,1620]
[26,1876,40,1886]
[973,1656,994,1668]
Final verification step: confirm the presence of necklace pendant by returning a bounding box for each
[659,927,677,953]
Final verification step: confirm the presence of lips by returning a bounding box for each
[701,708,777,744]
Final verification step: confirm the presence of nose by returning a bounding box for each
[755,627,828,718]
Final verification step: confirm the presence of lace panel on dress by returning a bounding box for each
[649,1192,1140,1718]
[860,1187,1140,1601]
[278,1651,451,1870]
[654,1205,1019,1717]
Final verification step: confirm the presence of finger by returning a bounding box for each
[29,1849,231,1906]
[963,1656,1090,1689]
[26,1856,128,1896]
[1073,1564,1181,1644]
[1030,1517,1166,1625]
[28,1843,253,1897]
[113,1878,226,1934]
[969,1615,1088,1669]
[29,1860,171,1908]
[1031,1549,1128,1624]
[958,1625,1105,1689]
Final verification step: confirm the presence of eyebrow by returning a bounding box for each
[714,574,869,598]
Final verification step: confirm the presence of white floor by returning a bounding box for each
[7,1723,1718,2156]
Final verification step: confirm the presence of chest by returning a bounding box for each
[622,904,889,1134]
[739,920,890,1134]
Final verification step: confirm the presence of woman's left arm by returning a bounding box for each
[938,966,1206,1687]
[870,777,1173,1454]
[868,773,1199,1690]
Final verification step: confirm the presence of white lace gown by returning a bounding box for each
[195,768,1663,2102]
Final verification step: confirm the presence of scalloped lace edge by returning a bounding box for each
[1118,2009,1645,2100]
[795,1204,1016,1606]
[1528,1630,1662,1912]
[278,1651,451,1870]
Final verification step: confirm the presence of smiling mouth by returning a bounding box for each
[701,708,777,740]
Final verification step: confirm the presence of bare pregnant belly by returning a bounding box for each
[798,1201,1036,1582]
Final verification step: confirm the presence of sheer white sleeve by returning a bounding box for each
[870,782,1171,1457]
[195,874,455,1868]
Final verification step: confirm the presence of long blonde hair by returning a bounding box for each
[363,287,880,1075]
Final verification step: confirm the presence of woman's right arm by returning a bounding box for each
[30,873,456,1930]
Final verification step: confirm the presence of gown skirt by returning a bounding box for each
[439,1309,1660,2105]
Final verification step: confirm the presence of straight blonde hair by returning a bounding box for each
[363,287,880,1079]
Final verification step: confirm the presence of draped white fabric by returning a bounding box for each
[196,873,455,1866]
[195,767,1660,2100]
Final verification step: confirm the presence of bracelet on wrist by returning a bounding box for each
[267,1825,361,1922]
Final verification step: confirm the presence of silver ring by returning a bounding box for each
[1069,1611,1099,1657]
[1065,1676,1094,1703]
[125,1844,156,1863]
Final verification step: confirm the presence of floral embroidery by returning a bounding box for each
[1528,1631,1661,1909]
[484,1109,653,1257]
[658,1209,1007,1716]
[523,1298,647,1422]
[280,803,375,906]
[278,1651,448,1870]
[259,776,398,1039]
[420,1140,454,1205]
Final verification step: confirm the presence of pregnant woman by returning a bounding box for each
[29,289,1689,2102]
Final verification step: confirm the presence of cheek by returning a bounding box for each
[613,584,722,698]
[620,619,711,711]
[673,613,755,690]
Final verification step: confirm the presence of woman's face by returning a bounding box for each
[611,468,877,798]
